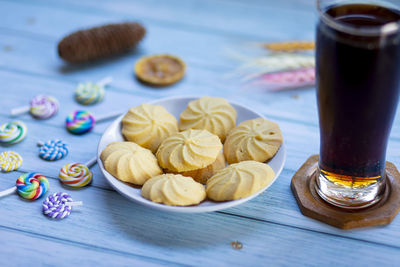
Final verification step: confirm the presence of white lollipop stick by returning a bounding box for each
[95,110,123,123]
[37,141,45,147]
[0,186,16,198]
[10,106,30,117]
[84,157,97,168]
[97,76,113,87]
[65,201,83,206]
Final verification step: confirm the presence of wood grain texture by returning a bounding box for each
[1,171,400,266]
[0,0,400,265]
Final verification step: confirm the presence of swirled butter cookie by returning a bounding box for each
[179,96,237,142]
[142,174,206,206]
[156,129,222,172]
[178,152,226,184]
[223,118,282,164]
[100,141,162,185]
[122,104,178,153]
[206,161,275,201]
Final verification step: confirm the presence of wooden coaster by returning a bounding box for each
[291,155,400,229]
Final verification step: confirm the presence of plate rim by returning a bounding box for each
[97,95,286,213]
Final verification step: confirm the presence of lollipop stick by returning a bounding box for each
[10,106,30,116]
[97,76,113,87]
[37,141,45,147]
[65,201,83,206]
[0,187,17,198]
[85,157,97,168]
[95,111,123,123]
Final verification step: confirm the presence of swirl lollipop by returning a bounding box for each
[75,76,112,105]
[43,192,83,220]
[0,172,49,200]
[59,157,97,187]
[66,110,122,134]
[38,139,68,161]
[0,121,27,144]
[0,151,22,172]
[10,95,59,119]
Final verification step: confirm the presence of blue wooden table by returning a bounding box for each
[1,0,400,265]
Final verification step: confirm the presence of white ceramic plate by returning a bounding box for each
[97,96,286,213]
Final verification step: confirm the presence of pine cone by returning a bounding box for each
[58,22,146,63]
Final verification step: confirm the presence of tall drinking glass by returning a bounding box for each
[316,0,400,208]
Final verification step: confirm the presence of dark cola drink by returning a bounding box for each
[315,3,400,208]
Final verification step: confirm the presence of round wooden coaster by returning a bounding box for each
[291,155,400,229]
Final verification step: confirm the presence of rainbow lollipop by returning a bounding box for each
[10,95,59,119]
[59,157,97,187]
[66,110,122,134]
[0,172,49,200]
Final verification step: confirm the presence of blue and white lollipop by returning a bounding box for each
[38,139,68,161]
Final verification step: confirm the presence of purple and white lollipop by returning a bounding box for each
[11,95,59,119]
[42,192,82,220]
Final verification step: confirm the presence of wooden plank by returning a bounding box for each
[0,226,167,266]
[3,0,316,40]
[0,171,399,266]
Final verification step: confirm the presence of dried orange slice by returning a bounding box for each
[135,54,185,86]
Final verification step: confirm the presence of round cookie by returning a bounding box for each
[121,104,178,153]
[178,152,226,184]
[142,174,206,206]
[156,129,222,172]
[223,118,283,164]
[179,96,237,142]
[206,161,275,201]
[100,141,162,185]
[135,54,185,86]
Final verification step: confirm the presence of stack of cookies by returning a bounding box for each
[100,96,283,206]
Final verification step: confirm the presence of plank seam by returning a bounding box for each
[0,224,183,266]
[0,0,267,40]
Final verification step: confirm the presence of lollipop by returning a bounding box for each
[0,172,49,200]
[0,121,27,144]
[42,192,83,220]
[75,76,112,105]
[10,95,59,119]
[66,110,122,134]
[59,157,97,187]
[0,151,22,172]
[38,139,68,161]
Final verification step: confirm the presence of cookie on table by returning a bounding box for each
[206,161,275,201]
[223,118,283,164]
[100,141,162,185]
[177,152,226,184]
[135,54,185,86]
[121,104,178,153]
[156,129,222,172]
[142,174,206,206]
[179,96,237,142]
